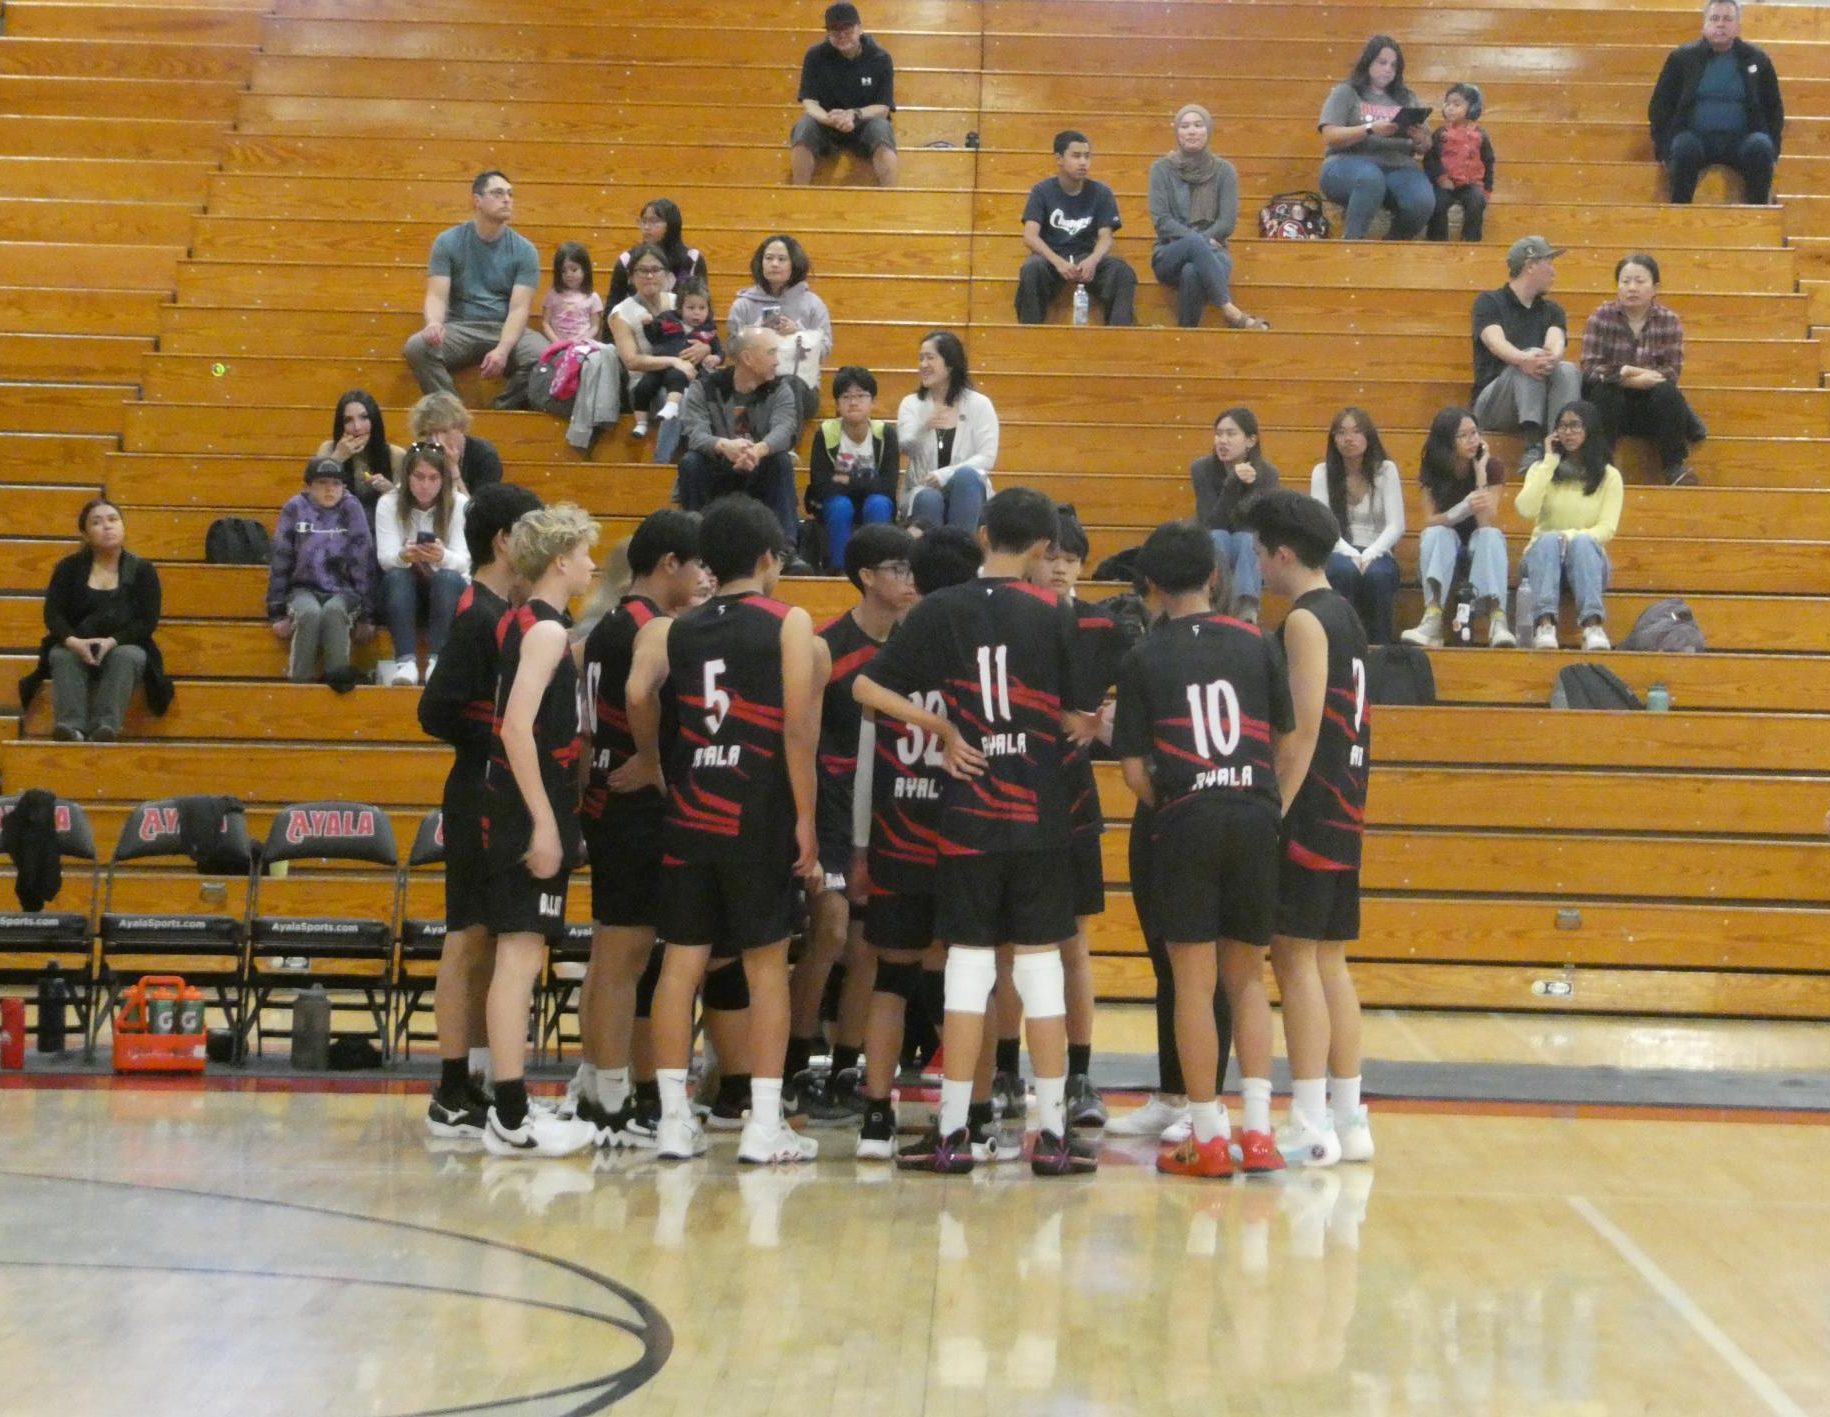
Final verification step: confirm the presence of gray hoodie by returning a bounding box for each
[726,280,835,353]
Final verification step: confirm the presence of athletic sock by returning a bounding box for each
[1242,1077,1272,1134]
[967,1099,994,1129]
[1292,1077,1328,1125]
[832,1044,861,1075]
[1330,1074,1362,1126]
[494,1077,529,1130]
[995,1038,1021,1074]
[939,1078,973,1135]
[785,1035,817,1080]
[634,1078,660,1107]
[1067,1043,1091,1078]
[657,1067,690,1122]
[1190,1100,1225,1145]
[1034,1075,1067,1136]
[571,1061,597,1098]
[595,1066,631,1112]
[751,1077,783,1130]
[468,1045,492,1085]
[438,1056,470,1100]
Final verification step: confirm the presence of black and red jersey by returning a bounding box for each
[482,598,585,863]
[864,576,1096,857]
[817,609,888,817]
[1277,588,1370,871]
[1111,611,1293,821]
[580,594,671,824]
[419,579,510,787]
[866,688,950,892]
[662,590,795,864]
[1061,594,1132,838]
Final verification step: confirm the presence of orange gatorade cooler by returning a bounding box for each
[113,975,207,1074]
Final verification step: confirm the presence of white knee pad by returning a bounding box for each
[1010,950,1066,1020]
[943,947,998,1016]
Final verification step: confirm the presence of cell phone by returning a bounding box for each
[758,305,781,325]
[416,531,436,545]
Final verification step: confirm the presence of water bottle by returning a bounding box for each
[35,961,69,1054]
[291,984,331,1070]
[1646,682,1671,712]
[1451,584,1475,644]
[1071,284,1089,326]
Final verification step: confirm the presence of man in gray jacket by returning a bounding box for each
[678,328,806,558]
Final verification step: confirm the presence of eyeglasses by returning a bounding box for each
[632,264,666,276]
[481,187,513,199]
[870,561,915,579]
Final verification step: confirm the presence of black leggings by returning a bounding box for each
[1130,804,1232,1095]
[629,366,692,413]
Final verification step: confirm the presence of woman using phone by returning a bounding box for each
[375,443,471,686]
[1515,401,1624,651]
[1403,406,1516,647]
[1189,405,1279,620]
[1316,35,1436,240]
[726,233,833,416]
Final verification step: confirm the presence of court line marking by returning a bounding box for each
[1569,1195,1809,1417]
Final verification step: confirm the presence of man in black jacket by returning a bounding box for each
[1649,0,1783,205]
[676,328,807,562]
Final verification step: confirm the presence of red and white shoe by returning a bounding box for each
[1156,1134,1234,1179]
[1236,1128,1287,1175]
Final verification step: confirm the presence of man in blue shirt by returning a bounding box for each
[1649,0,1784,205]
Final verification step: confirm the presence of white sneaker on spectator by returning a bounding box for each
[658,402,680,421]
[1581,623,1611,652]
[1489,612,1517,649]
[392,660,420,686]
[1400,608,1444,648]
[1531,622,1559,650]
[631,418,648,438]
[376,659,397,685]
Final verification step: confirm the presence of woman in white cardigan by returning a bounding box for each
[1309,406,1405,644]
[896,331,998,528]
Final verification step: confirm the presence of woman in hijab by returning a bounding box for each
[1146,102,1269,330]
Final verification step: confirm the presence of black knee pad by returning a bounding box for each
[703,959,751,1012]
[633,943,663,1020]
[874,959,921,1002]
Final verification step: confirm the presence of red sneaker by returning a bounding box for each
[1156,1134,1234,1178]
[1236,1129,1286,1174]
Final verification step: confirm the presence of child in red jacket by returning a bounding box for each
[1426,84,1496,242]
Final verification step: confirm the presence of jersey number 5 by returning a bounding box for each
[703,658,730,735]
[1186,679,1242,759]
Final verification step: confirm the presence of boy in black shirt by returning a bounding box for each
[1016,130,1137,325]
[855,488,1103,1176]
[418,481,542,1139]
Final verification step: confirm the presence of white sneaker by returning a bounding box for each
[392,660,420,686]
[482,1106,597,1159]
[1489,613,1517,649]
[658,402,680,421]
[1335,1105,1375,1163]
[1400,609,1444,648]
[1276,1110,1342,1168]
[656,1113,708,1160]
[1104,1094,1190,1138]
[375,658,396,685]
[1532,622,1559,650]
[1581,623,1611,652]
[631,418,648,438]
[738,1119,819,1165]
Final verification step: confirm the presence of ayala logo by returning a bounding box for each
[0,804,73,832]
[138,807,181,841]
[285,808,377,843]
[433,817,445,847]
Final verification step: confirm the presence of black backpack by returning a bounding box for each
[1551,664,1643,710]
[1365,643,1436,706]
[1619,598,1705,653]
[205,516,272,565]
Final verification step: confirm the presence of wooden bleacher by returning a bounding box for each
[3,0,1829,1033]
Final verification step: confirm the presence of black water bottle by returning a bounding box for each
[36,961,69,1054]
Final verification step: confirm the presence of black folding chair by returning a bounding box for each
[539,921,597,1064]
[0,793,100,1053]
[391,810,449,1059]
[246,800,399,1061]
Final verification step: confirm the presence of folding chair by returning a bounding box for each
[246,800,399,1061]
[539,921,597,1064]
[0,793,100,1052]
[391,810,449,1059]
[93,796,255,1057]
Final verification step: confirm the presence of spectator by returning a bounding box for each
[1424,83,1495,242]
[403,170,545,410]
[791,2,898,187]
[20,497,170,742]
[728,234,833,420]
[896,331,997,529]
[1515,401,1623,651]
[268,457,374,686]
[676,326,806,559]
[1402,407,1516,648]
[1650,0,1782,206]
[410,391,503,493]
[808,365,899,570]
[607,240,688,446]
[1581,252,1701,487]
[541,241,604,345]
[1310,406,1404,644]
[630,278,724,440]
[1147,104,1268,329]
[1189,406,1279,621]
[605,198,707,309]
[375,443,471,688]
[314,389,402,520]
[1473,236,1582,474]
[1017,129,1137,326]
[1317,36,1435,240]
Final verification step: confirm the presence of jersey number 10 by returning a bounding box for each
[1186,678,1243,759]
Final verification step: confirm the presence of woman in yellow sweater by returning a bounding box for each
[1514,400,1624,651]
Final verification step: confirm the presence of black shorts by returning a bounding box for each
[935,849,1074,949]
[1275,857,1361,943]
[485,861,573,941]
[815,780,855,890]
[659,858,795,955]
[442,777,490,932]
[1069,832,1105,919]
[583,802,663,928]
[865,885,936,953]
[1151,798,1282,949]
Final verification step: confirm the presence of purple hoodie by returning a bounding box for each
[267,488,374,618]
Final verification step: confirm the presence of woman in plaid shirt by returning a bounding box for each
[1580,252,1701,487]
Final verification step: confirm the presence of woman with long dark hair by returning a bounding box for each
[1189,406,1279,620]
[1515,400,1624,650]
[606,197,707,308]
[1316,35,1435,240]
[1309,406,1404,643]
[1580,252,1701,486]
[1402,406,1516,647]
[315,388,403,516]
[896,331,998,529]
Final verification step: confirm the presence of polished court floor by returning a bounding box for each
[2,1010,1827,1417]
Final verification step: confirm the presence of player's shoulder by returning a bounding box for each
[744,592,794,621]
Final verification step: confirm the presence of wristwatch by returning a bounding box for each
[1364,119,1375,135]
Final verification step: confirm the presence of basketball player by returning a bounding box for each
[625,496,821,1166]
[418,482,542,1138]
[575,509,704,1147]
[789,524,918,1122]
[854,488,1103,1177]
[1112,520,1294,1177]
[480,504,600,1158]
[1248,489,1375,1167]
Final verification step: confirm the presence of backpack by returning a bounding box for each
[204,516,272,565]
[1365,644,1436,706]
[1258,190,1331,240]
[1091,545,1144,591]
[1619,598,1706,653]
[1551,664,1643,710]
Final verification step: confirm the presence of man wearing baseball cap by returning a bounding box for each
[1471,236,1580,475]
[790,3,898,187]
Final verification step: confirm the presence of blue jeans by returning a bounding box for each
[822,492,895,570]
[1151,233,1234,328]
[1667,129,1775,205]
[908,467,989,530]
[1319,155,1435,240]
[381,566,466,660]
[1209,529,1262,608]
[1523,533,1609,626]
[1418,524,1508,609]
[1325,550,1400,644]
[678,449,802,553]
